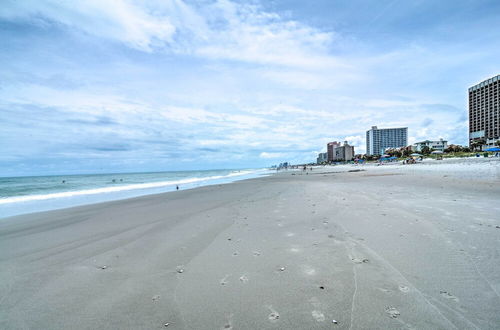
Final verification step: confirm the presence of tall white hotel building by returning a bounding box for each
[366,126,408,156]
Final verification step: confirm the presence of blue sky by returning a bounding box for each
[1,0,499,175]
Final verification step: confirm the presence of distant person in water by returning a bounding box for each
[176,185,179,190]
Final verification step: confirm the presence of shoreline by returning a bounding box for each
[0,176,265,223]
[2,157,498,220]
[1,159,499,329]
[0,169,271,220]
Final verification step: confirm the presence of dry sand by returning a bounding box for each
[1,159,499,329]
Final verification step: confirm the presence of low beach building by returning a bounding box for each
[366,126,408,156]
[469,74,500,149]
[413,139,448,152]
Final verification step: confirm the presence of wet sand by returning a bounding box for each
[1,161,499,329]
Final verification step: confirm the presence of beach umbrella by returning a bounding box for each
[485,147,500,152]
[431,150,443,154]
[382,154,391,158]
[410,153,421,156]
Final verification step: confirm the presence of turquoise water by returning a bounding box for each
[0,169,270,219]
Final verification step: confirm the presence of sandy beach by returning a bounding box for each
[1,158,499,329]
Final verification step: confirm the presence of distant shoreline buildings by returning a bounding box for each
[334,141,355,161]
[309,74,499,165]
[320,141,354,163]
[316,152,327,164]
[327,141,341,162]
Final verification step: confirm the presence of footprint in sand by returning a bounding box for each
[351,258,369,264]
[309,296,321,308]
[152,295,160,302]
[267,306,280,322]
[253,251,261,256]
[222,313,233,329]
[311,310,325,322]
[440,291,459,302]
[220,274,231,286]
[385,306,400,318]
[302,265,316,275]
[232,251,239,257]
[398,285,410,293]
[239,275,249,283]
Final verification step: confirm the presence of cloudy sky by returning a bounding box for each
[1,0,499,175]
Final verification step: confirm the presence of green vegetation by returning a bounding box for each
[420,146,431,155]
[445,145,470,153]
[440,152,476,158]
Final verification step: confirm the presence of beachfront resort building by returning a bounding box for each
[327,141,341,162]
[366,126,408,156]
[334,141,355,161]
[468,74,500,149]
[316,152,327,164]
[413,139,448,152]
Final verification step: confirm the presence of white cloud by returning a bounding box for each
[1,0,486,173]
[1,0,342,68]
[196,6,339,68]
[343,135,364,146]
[364,99,416,108]
[199,139,231,146]
[259,152,287,159]
[0,0,176,51]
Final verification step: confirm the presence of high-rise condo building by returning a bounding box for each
[366,126,408,156]
[468,75,500,148]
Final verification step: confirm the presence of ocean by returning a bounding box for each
[0,168,271,219]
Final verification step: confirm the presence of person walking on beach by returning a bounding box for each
[176,185,179,190]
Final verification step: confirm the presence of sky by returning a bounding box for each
[1,0,500,175]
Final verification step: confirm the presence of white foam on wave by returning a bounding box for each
[0,170,257,205]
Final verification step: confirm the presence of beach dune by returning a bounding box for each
[1,160,499,329]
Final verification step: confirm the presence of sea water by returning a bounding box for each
[0,168,271,219]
